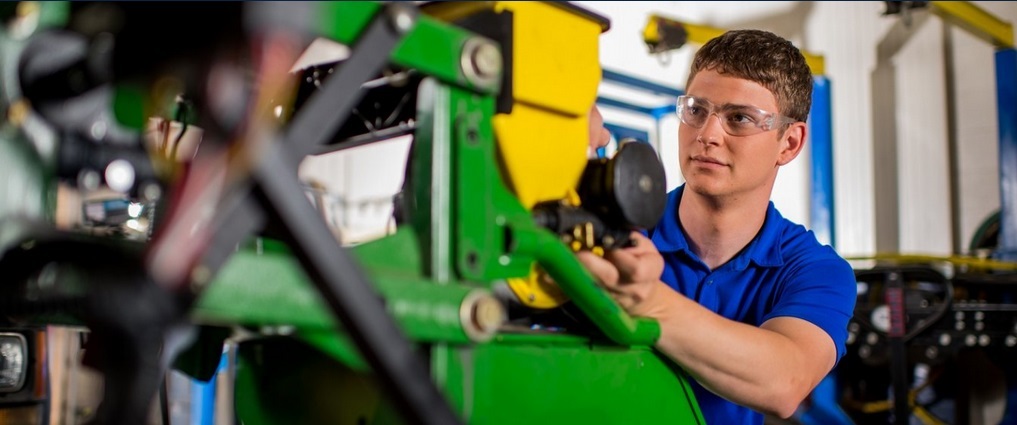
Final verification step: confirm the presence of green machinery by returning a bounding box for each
[0,2,703,424]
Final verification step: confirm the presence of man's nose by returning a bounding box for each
[697,112,725,142]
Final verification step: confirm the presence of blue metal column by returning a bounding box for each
[995,48,1017,425]
[795,76,851,425]
[190,354,227,425]
[810,76,835,248]
[996,48,1017,260]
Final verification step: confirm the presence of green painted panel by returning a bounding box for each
[234,333,704,425]
[443,339,705,425]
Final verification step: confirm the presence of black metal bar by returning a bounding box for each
[253,143,460,425]
[192,4,460,424]
[188,1,405,276]
[885,271,910,425]
[282,3,413,159]
[199,190,266,274]
[159,376,171,425]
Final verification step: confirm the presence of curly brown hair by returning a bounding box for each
[686,29,812,123]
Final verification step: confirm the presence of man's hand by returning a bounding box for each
[588,104,611,150]
[576,231,676,319]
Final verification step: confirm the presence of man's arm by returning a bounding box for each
[577,232,837,418]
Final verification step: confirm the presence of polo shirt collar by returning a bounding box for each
[649,185,785,270]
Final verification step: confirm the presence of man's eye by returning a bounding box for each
[727,112,758,125]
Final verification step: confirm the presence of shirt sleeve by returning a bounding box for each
[763,248,858,364]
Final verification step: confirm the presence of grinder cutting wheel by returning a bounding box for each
[508,138,668,308]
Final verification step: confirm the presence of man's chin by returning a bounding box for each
[685,179,729,197]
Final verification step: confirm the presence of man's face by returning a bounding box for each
[678,69,798,199]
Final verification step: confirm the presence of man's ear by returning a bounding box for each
[777,122,807,166]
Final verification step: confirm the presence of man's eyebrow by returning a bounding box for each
[719,102,764,111]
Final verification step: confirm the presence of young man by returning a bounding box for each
[579,30,857,424]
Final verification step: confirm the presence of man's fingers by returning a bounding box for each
[627,232,656,255]
[604,248,641,281]
[575,251,619,288]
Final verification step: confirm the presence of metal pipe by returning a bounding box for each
[193,246,504,344]
[513,227,660,346]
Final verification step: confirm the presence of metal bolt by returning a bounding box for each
[975,311,985,321]
[858,345,871,359]
[975,321,985,331]
[865,332,878,345]
[955,311,965,321]
[846,332,856,345]
[979,334,991,347]
[1006,335,1016,347]
[925,346,938,359]
[639,175,653,193]
[965,334,977,347]
[387,3,416,34]
[939,333,951,346]
[471,42,502,78]
[471,296,505,334]
[461,38,501,88]
[955,321,965,331]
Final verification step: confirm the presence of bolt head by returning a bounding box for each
[473,42,502,77]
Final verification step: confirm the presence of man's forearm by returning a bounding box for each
[648,286,834,418]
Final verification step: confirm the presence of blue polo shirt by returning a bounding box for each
[647,186,856,425]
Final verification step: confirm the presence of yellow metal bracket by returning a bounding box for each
[643,14,826,75]
[930,1,1014,49]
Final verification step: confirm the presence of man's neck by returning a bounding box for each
[678,188,770,270]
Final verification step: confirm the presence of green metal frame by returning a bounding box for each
[189,2,704,423]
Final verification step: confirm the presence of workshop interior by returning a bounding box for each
[0,1,1016,424]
